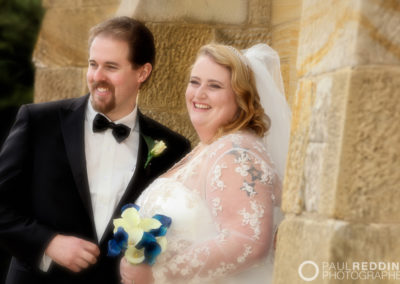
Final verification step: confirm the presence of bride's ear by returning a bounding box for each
[138,63,152,83]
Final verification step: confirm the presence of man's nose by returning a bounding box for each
[93,68,105,81]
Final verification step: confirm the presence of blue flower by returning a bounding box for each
[152,214,172,228]
[121,203,140,213]
[107,227,128,257]
[136,232,162,265]
[149,225,168,237]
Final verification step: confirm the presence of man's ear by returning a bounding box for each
[138,63,152,83]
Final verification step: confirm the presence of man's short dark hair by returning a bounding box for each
[89,16,156,70]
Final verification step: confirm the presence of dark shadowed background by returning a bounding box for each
[0,0,44,281]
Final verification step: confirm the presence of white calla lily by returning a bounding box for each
[125,246,145,264]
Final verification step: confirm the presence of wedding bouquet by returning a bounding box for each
[108,204,171,265]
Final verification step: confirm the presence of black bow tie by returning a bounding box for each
[92,113,131,143]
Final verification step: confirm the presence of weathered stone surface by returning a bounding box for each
[34,67,87,103]
[297,0,400,76]
[282,79,313,214]
[139,108,197,146]
[355,0,400,65]
[248,0,271,25]
[271,0,302,26]
[283,70,351,216]
[271,21,300,105]
[116,0,248,25]
[283,67,400,220]
[274,216,400,284]
[297,0,359,76]
[271,22,299,61]
[328,222,400,284]
[215,27,271,49]
[336,66,400,223]
[43,0,121,8]
[274,216,343,284]
[33,5,119,67]
[138,24,214,110]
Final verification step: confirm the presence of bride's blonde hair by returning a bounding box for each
[195,43,270,139]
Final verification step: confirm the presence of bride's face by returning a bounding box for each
[185,55,238,142]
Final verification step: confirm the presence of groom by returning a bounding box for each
[0,17,190,284]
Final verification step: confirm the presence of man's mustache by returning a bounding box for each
[91,81,115,92]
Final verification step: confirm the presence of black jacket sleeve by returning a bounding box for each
[0,105,56,267]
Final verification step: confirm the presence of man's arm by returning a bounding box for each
[0,105,100,271]
[0,105,56,266]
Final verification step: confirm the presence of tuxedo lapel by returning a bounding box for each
[59,95,95,229]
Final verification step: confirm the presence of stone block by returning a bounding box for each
[116,0,248,25]
[336,66,400,223]
[274,216,400,283]
[355,0,400,66]
[271,21,299,61]
[297,0,400,76]
[248,0,272,25]
[283,70,351,216]
[215,27,271,49]
[271,0,302,26]
[34,67,87,103]
[274,216,342,284]
[33,5,119,68]
[138,24,214,110]
[282,79,314,215]
[140,108,197,146]
[271,21,300,104]
[296,0,359,76]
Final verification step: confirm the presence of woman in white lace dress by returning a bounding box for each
[120,43,291,284]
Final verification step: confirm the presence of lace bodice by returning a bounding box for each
[136,131,282,283]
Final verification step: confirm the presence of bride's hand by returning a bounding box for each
[120,257,155,284]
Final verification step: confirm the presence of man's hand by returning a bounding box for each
[45,234,100,272]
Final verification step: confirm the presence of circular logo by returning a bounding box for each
[298,260,319,281]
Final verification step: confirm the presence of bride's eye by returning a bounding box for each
[209,84,222,89]
[189,80,200,86]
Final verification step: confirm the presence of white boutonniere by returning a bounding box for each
[143,134,167,168]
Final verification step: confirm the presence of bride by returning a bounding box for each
[119,43,291,284]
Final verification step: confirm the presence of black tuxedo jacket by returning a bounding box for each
[0,95,191,284]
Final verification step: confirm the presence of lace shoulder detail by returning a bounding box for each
[206,131,278,203]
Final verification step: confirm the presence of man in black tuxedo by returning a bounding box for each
[0,16,190,284]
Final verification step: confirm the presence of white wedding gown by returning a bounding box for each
[136,131,282,284]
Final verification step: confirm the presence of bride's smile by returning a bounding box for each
[185,55,238,143]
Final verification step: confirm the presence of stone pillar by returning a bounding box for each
[274,0,400,283]
[271,0,302,107]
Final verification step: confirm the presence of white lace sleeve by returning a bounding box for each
[152,135,280,283]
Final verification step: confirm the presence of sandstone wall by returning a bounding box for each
[274,0,400,283]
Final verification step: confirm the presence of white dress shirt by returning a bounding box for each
[41,99,140,271]
[85,100,140,241]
